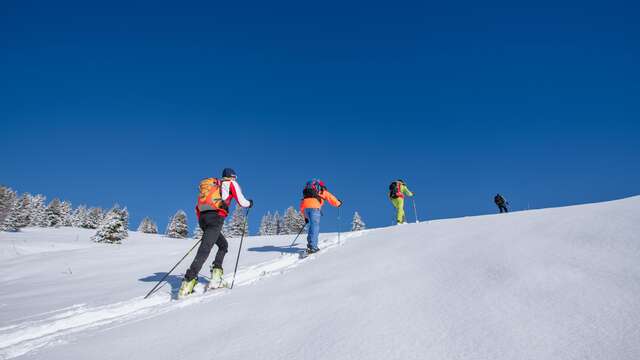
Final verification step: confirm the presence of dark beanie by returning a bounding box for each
[222,168,236,178]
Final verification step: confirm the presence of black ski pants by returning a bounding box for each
[498,205,508,213]
[185,211,228,281]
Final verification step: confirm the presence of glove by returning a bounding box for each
[248,200,254,208]
[305,218,309,224]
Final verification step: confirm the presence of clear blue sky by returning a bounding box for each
[2,0,639,233]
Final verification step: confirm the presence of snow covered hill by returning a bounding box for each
[1,196,639,360]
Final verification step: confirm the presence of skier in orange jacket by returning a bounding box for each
[299,179,342,254]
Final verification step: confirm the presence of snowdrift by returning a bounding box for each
[1,196,639,359]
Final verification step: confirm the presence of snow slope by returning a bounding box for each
[1,196,640,360]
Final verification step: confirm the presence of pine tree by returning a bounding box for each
[14,193,32,228]
[137,217,158,234]
[0,186,12,225]
[264,211,277,235]
[1,190,19,232]
[71,205,88,227]
[3,204,20,232]
[97,208,106,225]
[121,207,129,232]
[351,211,366,231]
[29,194,47,227]
[258,211,272,236]
[45,198,63,227]
[272,211,283,235]
[283,206,305,234]
[192,225,204,240]
[221,216,232,238]
[60,200,73,226]
[227,206,248,238]
[166,210,189,238]
[83,207,104,229]
[113,206,129,238]
[92,206,128,244]
[0,186,17,228]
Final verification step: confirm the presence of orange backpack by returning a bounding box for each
[197,178,227,214]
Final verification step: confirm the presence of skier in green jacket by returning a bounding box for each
[388,180,414,224]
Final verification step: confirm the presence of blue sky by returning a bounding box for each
[1,0,638,233]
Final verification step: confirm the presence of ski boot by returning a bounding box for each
[178,278,197,298]
[207,266,228,290]
[300,246,319,259]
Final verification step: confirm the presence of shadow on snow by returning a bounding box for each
[247,245,303,254]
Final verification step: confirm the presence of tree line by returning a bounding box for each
[1,186,366,244]
[0,185,129,243]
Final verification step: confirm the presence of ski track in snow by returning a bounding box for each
[0,232,361,359]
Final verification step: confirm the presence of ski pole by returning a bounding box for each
[144,238,202,299]
[289,223,307,247]
[230,208,250,290]
[337,206,342,243]
[412,198,420,223]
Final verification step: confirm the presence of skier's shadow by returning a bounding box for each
[139,273,183,297]
[247,245,302,254]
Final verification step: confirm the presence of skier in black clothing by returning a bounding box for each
[494,194,508,213]
[178,168,253,298]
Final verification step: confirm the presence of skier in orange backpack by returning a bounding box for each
[300,179,342,254]
[178,168,252,297]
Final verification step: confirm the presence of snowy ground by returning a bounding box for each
[1,196,639,359]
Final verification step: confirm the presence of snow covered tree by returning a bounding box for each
[226,206,249,238]
[45,198,63,227]
[192,225,204,240]
[269,212,281,235]
[264,212,277,235]
[137,217,158,234]
[1,189,19,232]
[29,194,47,227]
[0,186,17,227]
[113,206,129,238]
[272,211,283,235]
[258,212,272,236]
[3,205,20,232]
[83,207,104,229]
[92,206,128,244]
[60,200,73,226]
[283,206,305,234]
[351,211,366,231]
[14,193,32,228]
[221,217,229,237]
[97,208,106,225]
[121,207,129,232]
[71,205,88,227]
[166,210,189,238]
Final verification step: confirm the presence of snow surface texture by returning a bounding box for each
[1,197,639,359]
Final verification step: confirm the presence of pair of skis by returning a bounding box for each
[179,278,227,299]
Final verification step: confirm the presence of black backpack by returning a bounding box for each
[389,181,402,199]
[303,179,326,201]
